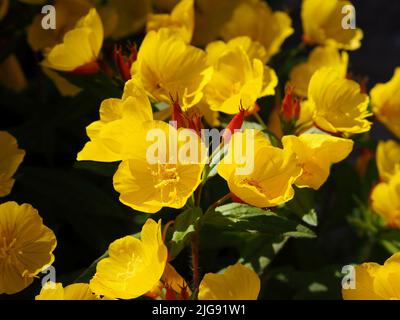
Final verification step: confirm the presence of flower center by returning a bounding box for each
[0,235,18,260]
[153,163,180,189]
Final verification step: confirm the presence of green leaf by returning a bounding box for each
[239,235,288,276]
[379,230,400,254]
[203,203,315,239]
[169,207,203,259]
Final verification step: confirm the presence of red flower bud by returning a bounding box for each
[222,107,245,143]
[165,285,177,300]
[281,85,300,122]
[113,43,137,82]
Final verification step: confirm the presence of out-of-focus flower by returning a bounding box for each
[305,67,371,135]
[376,140,400,182]
[342,252,400,300]
[42,8,103,73]
[204,37,277,115]
[281,85,301,124]
[289,46,348,97]
[221,0,294,62]
[0,131,25,197]
[131,28,212,110]
[301,0,363,50]
[113,121,206,213]
[198,263,260,300]
[0,55,28,92]
[147,0,194,44]
[36,283,100,300]
[0,202,57,295]
[371,172,400,228]
[0,0,9,20]
[192,0,242,46]
[27,0,92,52]
[371,67,400,138]
[218,129,302,208]
[98,0,152,39]
[77,80,153,162]
[90,219,168,299]
[282,134,354,190]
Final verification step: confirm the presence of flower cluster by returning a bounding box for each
[0,0,399,301]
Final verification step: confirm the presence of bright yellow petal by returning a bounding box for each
[199,263,260,300]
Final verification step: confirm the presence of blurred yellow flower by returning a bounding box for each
[371,172,400,228]
[131,28,212,110]
[27,0,92,52]
[42,8,103,72]
[36,283,100,300]
[77,80,153,162]
[221,0,294,62]
[0,0,9,21]
[301,0,363,50]
[342,252,400,300]
[204,37,277,115]
[192,0,242,46]
[218,129,302,208]
[371,67,400,138]
[113,121,206,213]
[289,46,348,97]
[0,55,28,93]
[282,134,354,190]
[0,202,57,295]
[90,219,168,299]
[147,0,194,44]
[0,131,25,197]
[306,67,371,135]
[98,0,152,39]
[198,263,260,300]
[376,140,400,182]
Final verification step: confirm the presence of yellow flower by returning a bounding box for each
[371,172,400,228]
[198,263,260,300]
[289,46,348,97]
[0,0,9,21]
[306,67,371,135]
[36,283,100,300]
[204,37,277,115]
[221,0,294,62]
[376,140,400,182]
[301,0,363,50]
[27,0,92,52]
[342,252,400,300]
[147,0,194,44]
[90,219,168,299]
[98,0,152,39]
[113,121,206,213]
[42,8,103,72]
[0,131,25,197]
[77,80,153,162]
[371,67,400,138]
[131,28,212,110]
[282,134,354,190]
[192,0,242,46]
[0,202,57,295]
[218,129,302,208]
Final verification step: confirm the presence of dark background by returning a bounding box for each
[0,0,399,300]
